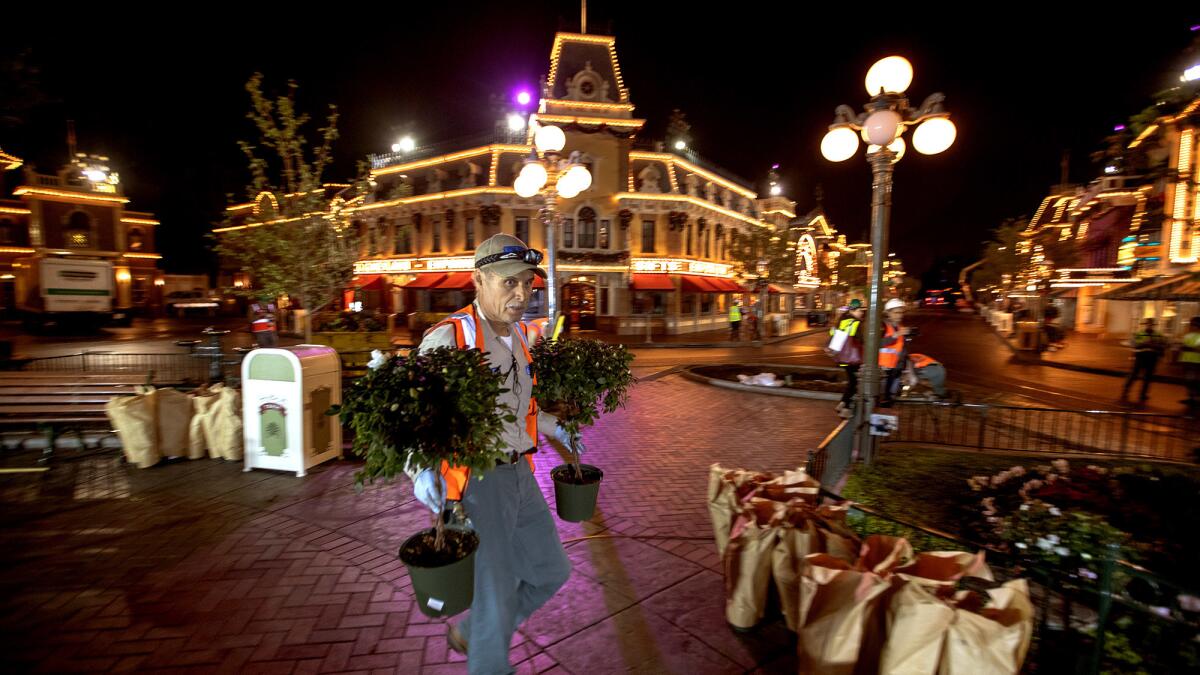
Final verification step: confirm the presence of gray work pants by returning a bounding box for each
[459,460,571,674]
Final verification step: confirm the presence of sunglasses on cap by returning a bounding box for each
[476,245,544,269]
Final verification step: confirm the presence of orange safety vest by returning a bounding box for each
[524,316,549,343]
[880,323,903,369]
[428,304,539,500]
[251,302,277,332]
[909,353,938,369]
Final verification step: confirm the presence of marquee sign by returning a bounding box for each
[629,258,731,277]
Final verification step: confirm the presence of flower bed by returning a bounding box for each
[844,448,1200,673]
[843,448,1200,581]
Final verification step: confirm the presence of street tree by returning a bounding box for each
[214,73,362,342]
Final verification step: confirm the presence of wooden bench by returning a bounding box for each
[0,384,137,393]
[0,374,144,462]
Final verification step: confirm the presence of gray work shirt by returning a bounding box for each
[419,302,535,455]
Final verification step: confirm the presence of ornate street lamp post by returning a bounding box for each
[513,125,592,332]
[820,56,957,458]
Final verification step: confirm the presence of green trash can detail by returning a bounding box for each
[260,402,288,457]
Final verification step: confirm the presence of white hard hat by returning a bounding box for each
[884,298,906,311]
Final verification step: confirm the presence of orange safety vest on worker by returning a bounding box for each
[524,316,550,344]
[250,302,277,333]
[428,304,540,501]
[909,353,938,369]
[880,322,903,369]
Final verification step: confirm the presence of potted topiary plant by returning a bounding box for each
[531,338,635,522]
[332,346,514,617]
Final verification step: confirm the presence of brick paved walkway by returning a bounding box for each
[0,373,837,674]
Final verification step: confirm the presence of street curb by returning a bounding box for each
[385,329,823,351]
[981,317,1186,385]
[677,365,844,401]
[626,327,825,350]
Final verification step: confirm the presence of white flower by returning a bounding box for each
[1078,568,1098,580]
[1019,504,1030,511]
[1054,546,1070,556]
[1179,595,1200,613]
[1046,534,1060,544]
[1037,537,1053,551]
[1049,507,1062,516]
[1016,542,1028,549]
[367,349,388,371]
[1081,552,1092,560]
[1151,606,1172,619]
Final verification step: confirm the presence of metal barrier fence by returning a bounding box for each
[21,349,399,385]
[806,418,855,488]
[21,352,229,385]
[888,400,1199,462]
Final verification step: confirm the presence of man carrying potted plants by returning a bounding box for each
[410,233,578,675]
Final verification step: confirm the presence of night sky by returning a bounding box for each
[4,5,1198,286]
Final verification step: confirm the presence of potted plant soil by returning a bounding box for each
[530,338,635,522]
[332,346,514,617]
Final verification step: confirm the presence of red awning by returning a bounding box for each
[630,274,676,291]
[432,272,475,290]
[404,273,447,289]
[679,275,720,292]
[352,274,386,291]
[706,278,747,293]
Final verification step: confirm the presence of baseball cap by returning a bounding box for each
[474,233,547,279]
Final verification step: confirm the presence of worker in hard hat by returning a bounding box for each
[879,298,912,406]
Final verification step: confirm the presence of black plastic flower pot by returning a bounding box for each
[550,463,603,522]
[398,525,478,618]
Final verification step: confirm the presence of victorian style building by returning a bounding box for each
[0,150,163,316]
[220,30,860,335]
[1016,94,1200,337]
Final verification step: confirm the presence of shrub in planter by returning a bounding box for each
[530,338,635,522]
[332,346,514,616]
[309,311,393,372]
[315,310,387,333]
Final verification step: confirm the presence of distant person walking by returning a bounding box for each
[827,299,865,417]
[250,296,279,348]
[1179,316,1200,408]
[1121,318,1168,404]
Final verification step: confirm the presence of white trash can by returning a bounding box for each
[241,345,343,477]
